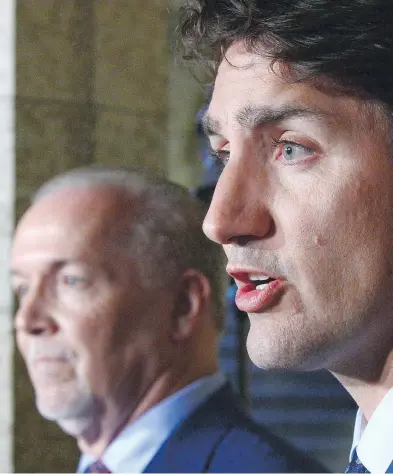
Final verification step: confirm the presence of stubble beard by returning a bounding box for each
[35,369,96,438]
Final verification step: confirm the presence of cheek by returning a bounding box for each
[58,287,102,317]
[57,289,126,352]
[317,172,393,261]
[59,310,108,383]
[63,307,135,385]
[282,171,393,305]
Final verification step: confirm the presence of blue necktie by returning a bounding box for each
[345,448,368,473]
[83,459,111,473]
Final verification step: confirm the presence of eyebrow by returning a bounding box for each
[202,104,332,137]
[10,260,72,279]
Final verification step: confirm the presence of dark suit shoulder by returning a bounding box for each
[208,413,328,472]
[144,383,328,473]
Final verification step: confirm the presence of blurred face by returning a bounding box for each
[203,42,393,374]
[11,188,175,433]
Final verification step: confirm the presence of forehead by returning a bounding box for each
[210,44,292,113]
[12,187,134,266]
[207,42,366,133]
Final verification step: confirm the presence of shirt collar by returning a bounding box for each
[350,386,393,473]
[77,372,226,473]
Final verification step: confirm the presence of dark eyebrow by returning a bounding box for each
[236,104,330,128]
[203,104,331,137]
[201,114,222,137]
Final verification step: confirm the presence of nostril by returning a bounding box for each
[230,235,261,246]
[231,235,251,246]
[29,319,59,336]
[15,310,59,336]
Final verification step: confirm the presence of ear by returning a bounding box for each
[171,269,212,341]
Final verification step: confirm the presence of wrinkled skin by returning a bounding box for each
[12,188,178,440]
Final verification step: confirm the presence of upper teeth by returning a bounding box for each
[250,275,271,281]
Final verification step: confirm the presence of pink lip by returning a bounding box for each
[32,356,68,365]
[226,268,278,282]
[235,279,283,312]
[227,268,284,313]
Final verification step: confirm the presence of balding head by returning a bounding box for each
[11,167,225,452]
[32,167,225,329]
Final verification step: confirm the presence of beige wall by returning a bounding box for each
[167,1,205,189]
[15,1,170,471]
[167,55,204,188]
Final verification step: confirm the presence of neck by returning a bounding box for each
[332,349,393,421]
[75,359,218,458]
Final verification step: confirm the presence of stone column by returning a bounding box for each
[0,1,15,472]
[15,1,169,472]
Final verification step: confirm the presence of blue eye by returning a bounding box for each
[62,275,85,286]
[273,139,315,163]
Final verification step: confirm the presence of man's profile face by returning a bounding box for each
[203,41,393,374]
[11,188,175,432]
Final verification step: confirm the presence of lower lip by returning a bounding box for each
[34,357,68,364]
[235,279,283,313]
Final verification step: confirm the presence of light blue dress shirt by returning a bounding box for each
[77,372,226,473]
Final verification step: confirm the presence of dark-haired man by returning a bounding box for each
[11,167,325,473]
[179,1,393,472]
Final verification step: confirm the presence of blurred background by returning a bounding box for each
[0,1,356,471]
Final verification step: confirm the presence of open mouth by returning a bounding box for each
[227,271,283,313]
[249,275,276,289]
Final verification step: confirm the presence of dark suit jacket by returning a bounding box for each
[144,383,327,473]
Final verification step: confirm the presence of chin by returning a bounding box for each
[245,317,289,369]
[246,325,319,371]
[35,386,95,424]
[57,414,95,437]
[38,397,95,438]
[246,333,283,370]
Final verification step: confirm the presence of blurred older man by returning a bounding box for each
[11,167,323,473]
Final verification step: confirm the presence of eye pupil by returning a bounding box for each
[64,276,78,285]
[274,140,315,164]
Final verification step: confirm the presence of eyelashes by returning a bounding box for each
[208,138,316,168]
[271,138,316,164]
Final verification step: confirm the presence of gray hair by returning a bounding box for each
[33,166,225,332]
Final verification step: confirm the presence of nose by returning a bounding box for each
[14,282,59,336]
[203,160,274,245]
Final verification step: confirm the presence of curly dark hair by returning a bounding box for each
[179,0,393,106]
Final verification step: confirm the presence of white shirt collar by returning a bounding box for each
[350,386,393,473]
[77,372,226,473]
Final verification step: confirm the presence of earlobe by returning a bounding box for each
[171,269,211,341]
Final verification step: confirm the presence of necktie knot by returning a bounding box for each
[83,459,111,473]
[345,448,368,473]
